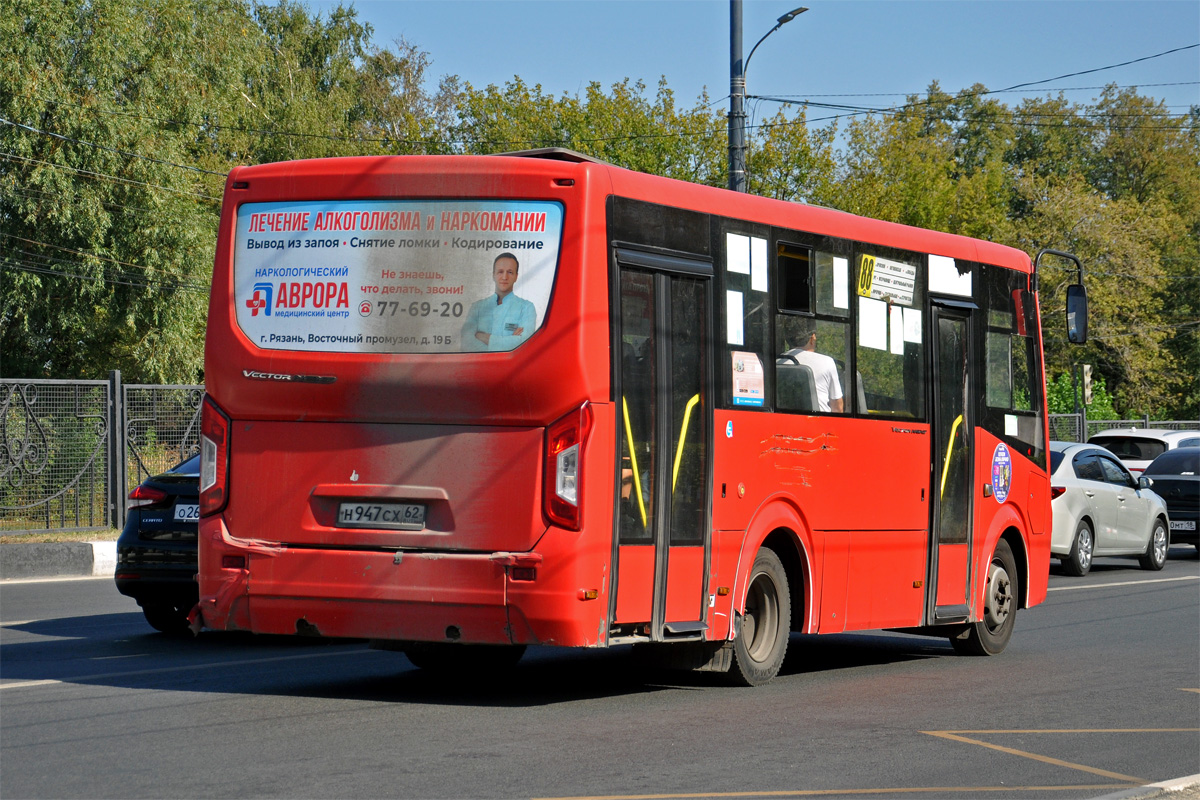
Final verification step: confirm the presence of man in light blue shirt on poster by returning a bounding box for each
[461,252,537,352]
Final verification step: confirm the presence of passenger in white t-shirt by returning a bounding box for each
[783,330,844,413]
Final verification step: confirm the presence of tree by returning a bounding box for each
[449,76,728,186]
[746,105,837,204]
[1,0,453,381]
[1046,371,1118,419]
[1,0,247,382]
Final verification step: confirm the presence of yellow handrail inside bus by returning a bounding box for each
[672,394,701,491]
[622,397,648,528]
[939,414,964,500]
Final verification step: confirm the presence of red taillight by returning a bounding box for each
[544,402,594,531]
[127,485,169,510]
[199,396,231,517]
[1050,486,1066,500]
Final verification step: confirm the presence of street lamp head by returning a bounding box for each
[777,7,808,25]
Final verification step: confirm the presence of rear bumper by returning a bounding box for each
[115,571,198,605]
[114,540,198,605]
[196,518,605,647]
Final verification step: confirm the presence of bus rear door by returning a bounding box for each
[612,247,713,640]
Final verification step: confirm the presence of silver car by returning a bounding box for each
[1050,441,1171,576]
[1086,428,1200,475]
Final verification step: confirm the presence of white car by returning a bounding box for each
[1049,441,1170,576]
[1087,428,1200,475]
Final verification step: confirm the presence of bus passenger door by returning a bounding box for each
[929,304,974,623]
[614,258,712,640]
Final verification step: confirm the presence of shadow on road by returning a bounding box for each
[3,609,955,707]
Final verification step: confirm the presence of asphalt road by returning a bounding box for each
[2,548,1198,800]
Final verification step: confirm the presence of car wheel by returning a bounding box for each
[141,603,192,636]
[1063,519,1094,577]
[403,643,526,673]
[1138,520,1168,571]
[951,539,1018,656]
[728,548,791,686]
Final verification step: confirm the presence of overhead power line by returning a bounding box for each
[749,43,1200,134]
[0,151,221,202]
[994,43,1199,94]
[0,233,209,279]
[0,117,228,178]
[2,257,209,293]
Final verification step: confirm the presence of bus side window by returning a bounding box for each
[774,246,851,415]
[853,250,925,418]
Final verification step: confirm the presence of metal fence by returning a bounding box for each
[1,380,111,533]
[1,374,203,534]
[1048,413,1200,443]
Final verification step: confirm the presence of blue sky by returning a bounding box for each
[313,0,1199,130]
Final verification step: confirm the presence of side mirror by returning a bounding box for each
[1066,283,1088,344]
[1138,475,1153,490]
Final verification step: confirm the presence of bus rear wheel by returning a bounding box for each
[403,642,526,674]
[728,548,790,686]
[951,539,1017,656]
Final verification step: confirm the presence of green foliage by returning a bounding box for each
[2,2,1196,421]
[1046,371,1118,419]
[832,82,1199,419]
[1,0,451,381]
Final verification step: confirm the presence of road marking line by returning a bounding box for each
[1048,575,1198,592]
[0,620,37,627]
[922,729,1190,784]
[531,785,1134,799]
[1183,689,1200,694]
[1,575,112,585]
[932,729,1199,734]
[0,648,373,691]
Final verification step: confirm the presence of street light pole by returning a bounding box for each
[728,0,745,192]
[728,3,808,193]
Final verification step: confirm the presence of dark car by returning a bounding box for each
[114,455,200,633]
[1141,447,1199,550]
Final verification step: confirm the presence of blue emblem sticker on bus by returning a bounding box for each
[725,420,733,439]
[991,443,1012,503]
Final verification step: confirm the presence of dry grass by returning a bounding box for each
[1,529,120,544]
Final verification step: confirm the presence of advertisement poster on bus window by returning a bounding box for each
[233,199,563,354]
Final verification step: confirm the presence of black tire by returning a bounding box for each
[141,603,191,636]
[1138,520,1168,571]
[728,548,790,686]
[403,642,526,674]
[951,539,1018,656]
[1063,519,1094,577]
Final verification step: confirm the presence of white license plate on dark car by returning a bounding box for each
[336,502,426,530]
[1170,520,1195,531]
[174,504,200,521]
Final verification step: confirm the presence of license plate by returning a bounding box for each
[1170,520,1196,531]
[336,502,426,530]
[174,503,199,521]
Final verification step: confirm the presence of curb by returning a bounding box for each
[1091,775,1200,800]
[0,541,116,580]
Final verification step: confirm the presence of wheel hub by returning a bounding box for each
[984,562,1012,631]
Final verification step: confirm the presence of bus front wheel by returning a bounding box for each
[951,539,1018,656]
[729,548,791,686]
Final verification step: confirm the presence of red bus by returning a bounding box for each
[196,149,1085,685]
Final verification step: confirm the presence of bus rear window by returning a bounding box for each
[233,199,563,354]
